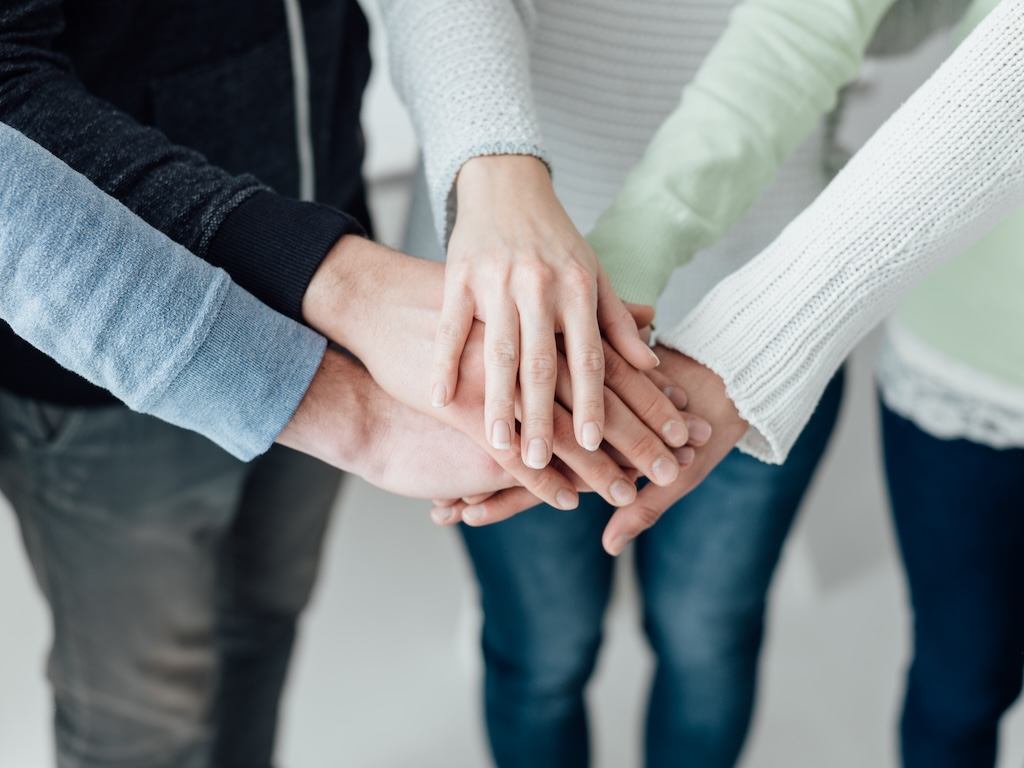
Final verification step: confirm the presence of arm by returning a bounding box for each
[379,0,657,461]
[588,0,898,306]
[0,1,363,322]
[598,0,1024,553]
[658,0,1024,464]
[0,123,517,500]
[0,122,322,460]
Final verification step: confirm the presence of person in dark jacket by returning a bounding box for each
[0,3,373,766]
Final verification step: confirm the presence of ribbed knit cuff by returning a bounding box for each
[149,281,327,461]
[588,205,698,307]
[206,191,366,322]
[437,142,549,246]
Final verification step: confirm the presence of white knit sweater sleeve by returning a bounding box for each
[658,0,1024,464]
[378,0,546,245]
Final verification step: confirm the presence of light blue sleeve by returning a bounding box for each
[0,123,327,460]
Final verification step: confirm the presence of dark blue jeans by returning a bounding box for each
[0,391,341,768]
[460,372,844,768]
[882,402,1024,768]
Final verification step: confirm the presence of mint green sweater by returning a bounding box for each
[894,0,1024,390]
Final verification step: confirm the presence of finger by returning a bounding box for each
[623,302,655,330]
[601,476,696,556]
[431,284,475,408]
[560,291,605,451]
[537,397,640,505]
[596,270,659,371]
[603,343,691,449]
[484,435,579,512]
[644,369,688,410]
[518,303,558,469]
[460,487,547,526]
[483,297,520,450]
[430,503,464,526]
[552,353,678,487]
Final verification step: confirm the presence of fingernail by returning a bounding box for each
[526,438,549,469]
[662,419,688,447]
[679,446,696,465]
[431,507,455,525]
[651,456,678,485]
[610,479,636,505]
[648,348,661,366]
[431,383,448,408]
[607,534,631,556]
[556,489,578,510]
[462,506,484,523]
[582,421,602,452]
[685,416,712,442]
[491,421,512,451]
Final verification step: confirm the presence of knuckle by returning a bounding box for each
[436,319,466,347]
[635,505,662,529]
[563,263,596,296]
[625,431,660,461]
[520,260,557,288]
[486,340,519,369]
[572,343,605,376]
[522,353,558,383]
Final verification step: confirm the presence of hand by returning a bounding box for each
[433,155,659,466]
[601,345,749,555]
[275,349,516,499]
[302,237,693,510]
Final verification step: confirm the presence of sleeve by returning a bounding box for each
[587,0,897,306]
[0,0,365,322]
[377,0,547,244]
[0,123,327,461]
[657,0,1024,463]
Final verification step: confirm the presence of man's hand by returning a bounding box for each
[433,155,659,466]
[276,349,517,499]
[601,345,749,555]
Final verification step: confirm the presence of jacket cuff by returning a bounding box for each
[148,281,328,461]
[205,190,366,321]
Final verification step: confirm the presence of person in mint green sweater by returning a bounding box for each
[870,3,1024,764]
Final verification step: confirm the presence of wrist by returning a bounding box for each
[275,348,374,472]
[456,154,553,211]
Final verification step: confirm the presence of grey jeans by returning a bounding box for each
[0,390,342,768]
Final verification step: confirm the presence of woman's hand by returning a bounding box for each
[432,155,659,468]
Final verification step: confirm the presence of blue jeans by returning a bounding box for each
[881,402,1024,768]
[0,391,341,768]
[460,372,845,768]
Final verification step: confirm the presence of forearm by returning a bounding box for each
[377,0,546,244]
[0,124,325,460]
[589,0,896,305]
[659,0,1024,463]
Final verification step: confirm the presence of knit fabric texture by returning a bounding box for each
[380,0,549,244]
[660,0,1024,462]
[0,124,326,460]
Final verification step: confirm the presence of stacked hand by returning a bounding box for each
[300,237,707,511]
[279,156,743,553]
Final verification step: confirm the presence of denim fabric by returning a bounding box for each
[460,371,844,768]
[881,402,1024,768]
[0,389,341,768]
[0,123,327,460]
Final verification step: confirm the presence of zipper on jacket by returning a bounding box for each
[283,0,316,202]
